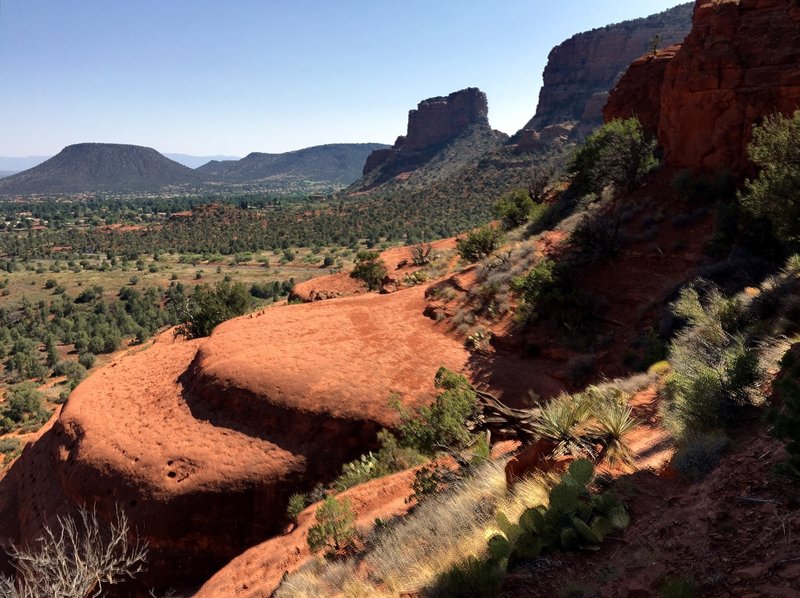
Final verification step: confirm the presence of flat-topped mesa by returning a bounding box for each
[362,88,491,177]
[605,0,800,174]
[401,87,489,152]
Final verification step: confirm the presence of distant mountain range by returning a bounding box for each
[0,143,389,195]
[196,143,389,185]
[164,154,241,169]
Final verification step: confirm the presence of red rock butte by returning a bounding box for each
[606,0,800,174]
[0,283,471,590]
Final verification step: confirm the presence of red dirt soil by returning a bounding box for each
[292,238,457,302]
[500,429,800,597]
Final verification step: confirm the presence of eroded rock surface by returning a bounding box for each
[0,285,471,592]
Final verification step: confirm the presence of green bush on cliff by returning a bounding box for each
[494,188,545,229]
[395,367,478,455]
[740,109,800,245]
[569,117,658,196]
[661,283,760,438]
[307,496,358,555]
[0,383,49,434]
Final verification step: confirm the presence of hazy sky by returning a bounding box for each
[0,1,686,157]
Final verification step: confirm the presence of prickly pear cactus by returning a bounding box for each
[487,458,630,566]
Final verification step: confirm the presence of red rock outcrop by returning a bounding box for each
[603,45,682,136]
[0,285,472,593]
[401,88,489,152]
[606,0,800,174]
[522,4,693,139]
[356,88,503,188]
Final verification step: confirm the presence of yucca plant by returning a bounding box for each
[532,393,596,458]
[592,400,637,467]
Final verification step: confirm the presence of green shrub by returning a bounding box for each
[332,430,426,493]
[0,383,49,433]
[494,189,541,229]
[488,460,629,567]
[306,496,358,555]
[0,438,22,463]
[286,493,308,524]
[350,250,387,291]
[174,280,254,339]
[456,226,503,262]
[740,110,800,244]
[661,284,760,437]
[569,117,658,196]
[395,367,477,455]
[52,360,86,383]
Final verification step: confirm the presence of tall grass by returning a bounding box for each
[275,461,552,597]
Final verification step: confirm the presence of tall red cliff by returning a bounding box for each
[606,0,800,173]
[521,3,693,141]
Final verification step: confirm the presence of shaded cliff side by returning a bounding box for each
[605,0,800,174]
[517,3,693,147]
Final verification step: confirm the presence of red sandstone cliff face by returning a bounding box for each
[524,4,693,138]
[606,0,800,174]
[661,0,800,172]
[603,45,682,136]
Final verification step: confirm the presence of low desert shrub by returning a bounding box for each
[395,367,478,455]
[661,283,760,438]
[0,383,49,434]
[0,438,21,463]
[307,496,358,555]
[494,189,544,229]
[287,493,309,524]
[174,279,254,339]
[350,250,387,291]
[569,117,658,196]
[457,226,503,262]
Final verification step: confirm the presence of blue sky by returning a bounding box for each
[0,1,686,157]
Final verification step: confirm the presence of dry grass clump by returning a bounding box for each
[275,461,553,598]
